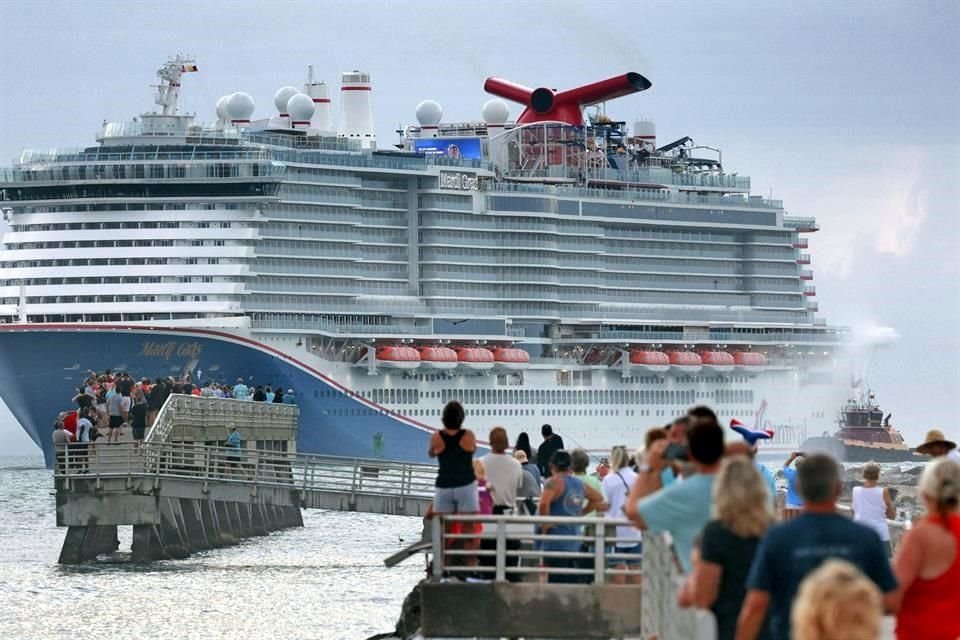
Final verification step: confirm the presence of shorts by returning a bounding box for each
[607,543,643,567]
[433,481,479,514]
[132,427,146,441]
[109,415,123,429]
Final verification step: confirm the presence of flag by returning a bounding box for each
[731,419,774,446]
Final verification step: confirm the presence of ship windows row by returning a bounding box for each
[11,161,277,183]
[16,202,248,215]
[349,386,754,407]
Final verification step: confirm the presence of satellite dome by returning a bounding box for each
[287,93,316,121]
[215,95,230,120]
[415,100,443,126]
[482,99,509,124]
[226,92,255,121]
[273,86,299,114]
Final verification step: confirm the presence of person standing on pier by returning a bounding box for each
[892,458,960,640]
[52,420,72,474]
[232,378,249,401]
[626,407,725,573]
[429,401,479,567]
[538,449,607,583]
[915,429,960,463]
[514,432,541,486]
[735,453,898,640]
[781,451,805,519]
[852,462,895,556]
[225,425,243,476]
[602,445,642,584]
[536,424,564,478]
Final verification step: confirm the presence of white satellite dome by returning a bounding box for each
[226,92,255,121]
[286,93,316,121]
[415,100,443,126]
[482,99,509,124]
[215,95,230,120]
[273,86,299,114]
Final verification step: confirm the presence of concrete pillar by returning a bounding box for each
[288,506,304,528]
[132,524,166,563]
[215,501,237,544]
[250,502,268,536]
[230,502,249,537]
[159,498,189,559]
[200,499,223,547]
[58,524,121,564]
[179,498,210,550]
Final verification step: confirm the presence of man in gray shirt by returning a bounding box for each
[52,420,72,474]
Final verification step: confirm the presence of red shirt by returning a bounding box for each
[896,514,960,640]
[62,411,78,440]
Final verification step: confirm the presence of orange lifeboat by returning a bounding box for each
[700,351,735,374]
[375,345,421,370]
[734,352,767,373]
[669,351,703,374]
[418,346,459,370]
[456,347,495,371]
[629,349,670,373]
[493,347,530,371]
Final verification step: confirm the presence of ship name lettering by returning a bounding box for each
[439,171,479,191]
[140,341,202,360]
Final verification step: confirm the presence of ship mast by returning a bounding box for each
[153,55,198,115]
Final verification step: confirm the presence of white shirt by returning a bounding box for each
[948,448,960,464]
[601,467,643,547]
[852,485,890,542]
[76,418,93,443]
[481,453,523,508]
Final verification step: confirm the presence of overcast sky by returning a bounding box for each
[0,0,957,454]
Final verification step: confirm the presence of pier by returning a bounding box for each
[53,394,435,563]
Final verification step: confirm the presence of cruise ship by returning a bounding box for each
[0,57,845,467]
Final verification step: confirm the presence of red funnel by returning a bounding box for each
[484,72,651,126]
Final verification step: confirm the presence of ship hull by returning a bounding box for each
[801,436,926,463]
[0,325,436,468]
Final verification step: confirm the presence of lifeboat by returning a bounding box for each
[418,346,459,370]
[629,349,670,373]
[456,347,495,371]
[734,352,767,373]
[700,351,735,374]
[493,347,530,371]
[375,345,421,370]
[669,351,703,374]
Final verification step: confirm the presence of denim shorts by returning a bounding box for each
[607,543,643,567]
[433,481,479,514]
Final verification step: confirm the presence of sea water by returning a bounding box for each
[0,455,423,640]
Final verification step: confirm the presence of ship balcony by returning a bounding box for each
[803,286,816,296]
[806,300,819,311]
[799,269,814,281]
[783,216,820,233]
[792,238,809,249]
[796,253,812,265]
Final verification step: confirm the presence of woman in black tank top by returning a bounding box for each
[436,429,476,488]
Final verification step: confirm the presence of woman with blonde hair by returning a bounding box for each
[678,455,772,640]
[894,458,960,640]
[601,444,642,584]
[791,559,882,640]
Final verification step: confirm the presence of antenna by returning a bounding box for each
[153,55,198,116]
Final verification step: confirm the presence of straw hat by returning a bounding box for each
[916,429,957,455]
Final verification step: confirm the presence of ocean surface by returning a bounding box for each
[0,454,423,640]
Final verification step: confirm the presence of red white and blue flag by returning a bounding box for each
[730,419,774,445]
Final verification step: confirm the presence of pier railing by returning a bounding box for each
[55,442,436,506]
[429,513,716,639]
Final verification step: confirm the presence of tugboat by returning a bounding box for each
[802,391,926,463]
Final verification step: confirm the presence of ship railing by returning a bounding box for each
[55,441,438,501]
[489,181,781,209]
[430,513,716,639]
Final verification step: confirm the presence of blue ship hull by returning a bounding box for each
[0,325,437,468]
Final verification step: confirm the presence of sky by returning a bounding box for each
[0,0,957,454]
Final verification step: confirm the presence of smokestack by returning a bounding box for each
[338,70,375,148]
[484,72,651,126]
[304,65,332,132]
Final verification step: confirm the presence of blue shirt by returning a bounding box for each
[543,474,585,552]
[783,467,803,508]
[226,431,241,450]
[233,384,248,401]
[636,472,715,573]
[746,513,897,640]
[282,393,295,405]
[756,461,776,510]
[265,392,275,403]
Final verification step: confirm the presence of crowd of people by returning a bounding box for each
[52,369,296,464]
[428,400,960,640]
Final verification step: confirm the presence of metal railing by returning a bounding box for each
[144,394,298,444]
[430,513,716,638]
[55,440,437,503]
